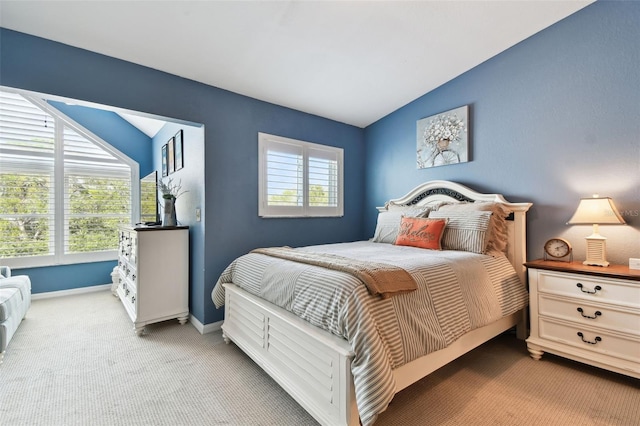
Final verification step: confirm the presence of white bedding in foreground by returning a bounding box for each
[212,241,528,425]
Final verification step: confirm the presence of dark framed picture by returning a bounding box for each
[168,137,175,174]
[174,130,184,171]
[161,144,168,177]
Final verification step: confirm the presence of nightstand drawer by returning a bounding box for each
[526,261,640,379]
[539,295,640,337]
[539,318,640,363]
[538,271,640,309]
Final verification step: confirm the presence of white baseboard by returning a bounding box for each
[190,315,223,335]
[32,284,112,300]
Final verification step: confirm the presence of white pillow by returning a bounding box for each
[428,210,492,254]
[434,202,510,255]
[372,206,431,243]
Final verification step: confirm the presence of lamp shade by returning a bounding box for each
[566,197,626,225]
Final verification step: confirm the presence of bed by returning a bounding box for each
[212,180,532,426]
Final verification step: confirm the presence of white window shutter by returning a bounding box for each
[259,132,343,218]
[0,91,56,259]
[0,88,136,267]
[63,126,131,254]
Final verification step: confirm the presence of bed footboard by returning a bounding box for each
[222,283,359,426]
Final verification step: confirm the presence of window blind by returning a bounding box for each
[0,91,55,259]
[308,147,339,208]
[0,88,134,266]
[265,140,303,207]
[259,132,343,217]
[63,126,131,254]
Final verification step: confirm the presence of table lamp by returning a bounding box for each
[566,195,626,267]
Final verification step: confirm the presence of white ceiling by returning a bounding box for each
[0,1,593,128]
[118,112,167,138]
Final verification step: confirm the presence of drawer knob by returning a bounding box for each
[576,283,601,294]
[577,307,602,319]
[577,332,602,345]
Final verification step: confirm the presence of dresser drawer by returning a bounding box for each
[119,278,137,302]
[118,260,137,286]
[116,278,138,322]
[537,271,640,309]
[129,233,138,265]
[118,230,138,264]
[126,288,137,311]
[539,295,640,337]
[538,318,640,363]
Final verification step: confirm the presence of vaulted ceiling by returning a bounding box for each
[0,1,593,128]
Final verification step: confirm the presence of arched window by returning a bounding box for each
[0,88,138,267]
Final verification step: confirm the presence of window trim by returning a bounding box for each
[1,86,139,268]
[258,132,343,218]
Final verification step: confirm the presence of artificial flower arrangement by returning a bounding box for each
[422,112,466,148]
[158,177,188,200]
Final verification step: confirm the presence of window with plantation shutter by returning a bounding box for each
[0,88,137,268]
[63,126,131,254]
[0,92,55,260]
[258,132,343,217]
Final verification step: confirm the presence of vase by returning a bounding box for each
[162,197,177,227]
[437,138,451,150]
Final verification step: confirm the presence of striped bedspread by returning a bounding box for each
[212,241,528,425]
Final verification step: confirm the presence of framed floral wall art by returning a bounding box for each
[417,105,468,169]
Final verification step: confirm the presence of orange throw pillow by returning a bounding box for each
[394,217,447,250]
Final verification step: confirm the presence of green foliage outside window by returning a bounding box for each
[268,185,329,206]
[66,176,130,253]
[0,173,130,258]
[0,173,51,257]
[67,217,123,253]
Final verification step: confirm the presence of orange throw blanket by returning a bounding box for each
[251,246,417,298]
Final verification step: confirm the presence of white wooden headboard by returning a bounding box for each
[377,180,532,284]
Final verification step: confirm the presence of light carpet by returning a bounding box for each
[1,290,638,425]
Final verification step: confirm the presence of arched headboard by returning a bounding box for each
[377,180,532,284]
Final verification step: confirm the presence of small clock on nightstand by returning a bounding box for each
[543,238,573,262]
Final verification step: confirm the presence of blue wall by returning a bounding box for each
[364,1,640,266]
[12,101,154,294]
[49,101,154,175]
[0,27,365,324]
[15,262,117,294]
[199,92,365,323]
[152,122,206,320]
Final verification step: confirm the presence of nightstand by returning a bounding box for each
[524,260,640,379]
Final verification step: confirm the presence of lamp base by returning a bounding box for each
[584,235,609,267]
[583,259,610,267]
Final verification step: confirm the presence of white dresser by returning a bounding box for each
[116,226,189,335]
[525,260,640,379]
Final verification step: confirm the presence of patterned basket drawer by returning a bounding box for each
[538,294,640,337]
[538,317,640,363]
[537,271,640,308]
